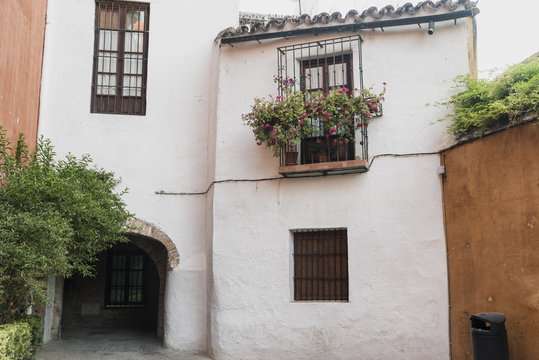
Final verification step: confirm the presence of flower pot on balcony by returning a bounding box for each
[285,151,298,166]
[366,99,378,113]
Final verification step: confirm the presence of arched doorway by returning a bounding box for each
[57,218,179,340]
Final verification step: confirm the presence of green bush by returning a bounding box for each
[20,315,42,355]
[0,130,132,323]
[0,321,32,360]
[445,56,539,136]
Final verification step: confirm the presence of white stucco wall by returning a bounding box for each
[38,0,476,357]
[211,16,473,360]
[38,0,237,352]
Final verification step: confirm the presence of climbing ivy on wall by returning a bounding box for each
[445,56,539,137]
[0,128,132,324]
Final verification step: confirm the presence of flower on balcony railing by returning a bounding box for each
[243,75,386,156]
[243,89,317,156]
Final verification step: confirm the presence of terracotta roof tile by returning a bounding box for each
[218,0,477,40]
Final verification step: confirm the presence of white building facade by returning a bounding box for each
[37,0,478,359]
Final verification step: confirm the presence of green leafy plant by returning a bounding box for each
[0,128,132,324]
[0,320,32,360]
[307,85,385,142]
[243,77,317,155]
[0,315,43,360]
[444,56,539,136]
[243,75,386,156]
[20,315,42,355]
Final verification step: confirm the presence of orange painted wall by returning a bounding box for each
[442,120,539,360]
[0,0,47,151]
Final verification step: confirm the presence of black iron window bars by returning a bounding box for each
[106,251,146,307]
[277,35,370,166]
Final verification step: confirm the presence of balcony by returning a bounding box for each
[279,158,368,177]
[273,35,382,177]
[278,115,370,177]
[243,35,384,178]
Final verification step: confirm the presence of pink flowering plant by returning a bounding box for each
[305,85,385,142]
[243,75,386,156]
[242,77,317,155]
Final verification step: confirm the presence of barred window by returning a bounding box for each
[106,252,146,307]
[301,55,355,163]
[293,229,349,301]
[91,1,150,115]
[277,36,368,166]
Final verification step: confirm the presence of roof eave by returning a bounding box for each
[220,8,479,45]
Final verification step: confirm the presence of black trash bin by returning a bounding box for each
[470,312,509,360]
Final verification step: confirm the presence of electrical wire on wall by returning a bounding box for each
[154,151,442,196]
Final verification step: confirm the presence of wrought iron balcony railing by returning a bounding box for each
[276,35,373,172]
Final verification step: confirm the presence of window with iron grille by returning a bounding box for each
[293,229,349,301]
[277,36,368,166]
[301,54,356,163]
[106,251,147,307]
[91,1,149,115]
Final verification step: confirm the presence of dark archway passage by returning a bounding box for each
[61,235,167,338]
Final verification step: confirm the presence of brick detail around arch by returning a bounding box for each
[126,217,180,270]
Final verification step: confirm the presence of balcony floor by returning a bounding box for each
[279,159,368,177]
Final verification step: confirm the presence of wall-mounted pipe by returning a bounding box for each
[428,20,435,35]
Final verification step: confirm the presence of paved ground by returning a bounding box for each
[36,327,211,360]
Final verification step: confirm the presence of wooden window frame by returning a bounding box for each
[293,229,349,302]
[301,54,353,93]
[105,250,148,307]
[91,1,150,115]
[300,55,355,163]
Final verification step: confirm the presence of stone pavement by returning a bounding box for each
[36,327,211,360]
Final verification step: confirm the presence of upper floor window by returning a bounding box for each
[301,54,356,163]
[91,1,150,115]
[277,36,368,166]
[302,54,352,93]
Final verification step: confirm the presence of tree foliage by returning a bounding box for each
[445,56,539,136]
[0,129,131,323]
